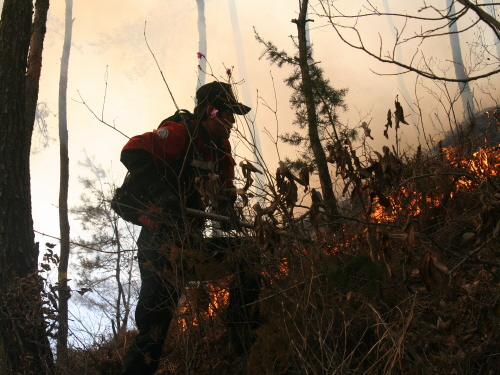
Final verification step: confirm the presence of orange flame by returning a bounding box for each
[177,282,230,331]
[369,145,500,223]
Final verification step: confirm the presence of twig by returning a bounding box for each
[34,230,134,254]
[241,274,322,307]
[143,21,179,111]
[448,236,496,276]
[398,172,479,188]
[76,91,131,140]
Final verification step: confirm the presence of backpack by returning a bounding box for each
[110,172,149,226]
[111,110,196,226]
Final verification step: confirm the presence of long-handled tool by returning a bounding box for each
[185,207,253,229]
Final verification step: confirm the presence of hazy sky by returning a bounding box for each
[26,0,500,244]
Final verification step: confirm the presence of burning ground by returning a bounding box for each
[63,109,500,374]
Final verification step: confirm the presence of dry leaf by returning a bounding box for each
[376,191,391,208]
[361,121,374,140]
[394,96,409,129]
[385,109,392,128]
[419,252,450,292]
[240,159,263,174]
[298,166,310,191]
[437,317,451,330]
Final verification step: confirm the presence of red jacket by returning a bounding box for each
[121,119,236,227]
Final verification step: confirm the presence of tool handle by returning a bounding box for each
[185,207,254,229]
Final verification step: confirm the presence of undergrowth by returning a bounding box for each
[60,109,500,375]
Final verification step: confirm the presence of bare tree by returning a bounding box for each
[317,0,500,83]
[0,0,53,373]
[71,157,138,340]
[57,0,73,359]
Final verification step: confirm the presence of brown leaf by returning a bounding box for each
[298,166,310,191]
[419,253,432,292]
[239,161,256,192]
[376,230,393,277]
[407,221,416,247]
[41,263,51,272]
[276,167,287,195]
[361,121,374,140]
[437,317,451,331]
[77,287,93,296]
[240,159,263,174]
[243,174,254,192]
[377,230,391,254]
[385,109,392,128]
[394,96,409,129]
[419,252,449,292]
[279,161,306,186]
[284,180,298,208]
[252,202,263,216]
[311,188,323,205]
[376,191,391,208]
[357,167,372,179]
[326,144,336,163]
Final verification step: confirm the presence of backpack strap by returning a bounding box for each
[158,109,199,164]
[156,110,200,181]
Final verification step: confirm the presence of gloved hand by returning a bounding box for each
[147,181,181,215]
[218,196,239,231]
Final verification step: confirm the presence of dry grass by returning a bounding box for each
[61,111,500,375]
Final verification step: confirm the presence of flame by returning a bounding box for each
[370,196,397,222]
[205,283,230,318]
[278,259,290,276]
[176,282,230,331]
[445,146,500,188]
[369,145,500,223]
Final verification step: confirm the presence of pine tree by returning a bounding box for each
[256,0,352,215]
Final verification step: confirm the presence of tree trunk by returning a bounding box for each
[57,0,73,360]
[113,220,125,336]
[25,0,50,145]
[0,0,53,373]
[446,0,475,116]
[196,0,207,90]
[293,0,339,216]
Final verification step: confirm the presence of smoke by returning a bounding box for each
[483,0,500,60]
[382,0,421,141]
[196,0,207,91]
[227,0,264,187]
[446,0,476,116]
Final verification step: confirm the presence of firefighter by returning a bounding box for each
[121,81,260,375]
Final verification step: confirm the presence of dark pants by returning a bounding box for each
[121,227,260,375]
